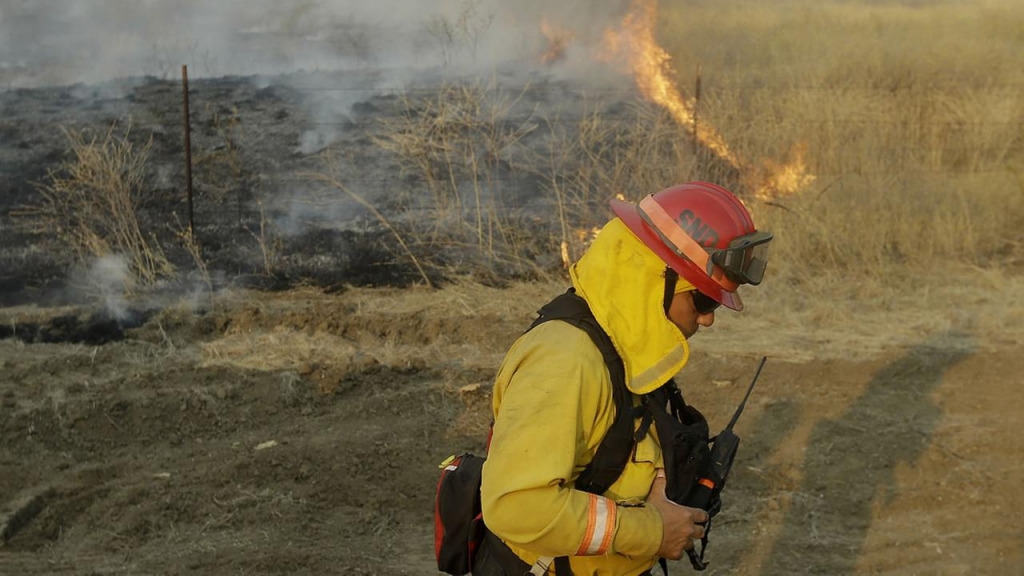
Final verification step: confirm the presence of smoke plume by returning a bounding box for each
[0,0,633,88]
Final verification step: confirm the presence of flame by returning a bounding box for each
[561,226,602,268]
[604,0,741,170]
[540,17,574,64]
[603,0,816,202]
[748,143,817,201]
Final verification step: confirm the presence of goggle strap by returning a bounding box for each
[637,196,737,291]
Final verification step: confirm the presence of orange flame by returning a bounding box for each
[562,226,602,268]
[540,17,574,65]
[604,0,741,170]
[604,0,815,201]
[747,143,817,201]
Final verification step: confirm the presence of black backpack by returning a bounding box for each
[434,290,714,575]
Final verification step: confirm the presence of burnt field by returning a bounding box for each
[0,70,555,302]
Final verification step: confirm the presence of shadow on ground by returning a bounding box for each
[760,332,975,574]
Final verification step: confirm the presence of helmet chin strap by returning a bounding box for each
[663,267,678,316]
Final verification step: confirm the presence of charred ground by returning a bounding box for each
[0,69,745,307]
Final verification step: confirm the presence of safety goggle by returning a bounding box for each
[709,231,773,286]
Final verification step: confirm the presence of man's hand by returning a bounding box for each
[646,470,708,560]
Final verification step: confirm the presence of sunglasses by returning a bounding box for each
[691,290,721,315]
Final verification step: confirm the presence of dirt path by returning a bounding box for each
[1,289,1022,575]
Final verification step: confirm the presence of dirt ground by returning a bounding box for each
[1,284,1022,576]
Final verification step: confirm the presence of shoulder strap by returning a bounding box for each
[527,289,635,496]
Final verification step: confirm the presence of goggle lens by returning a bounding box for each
[711,231,773,286]
[744,242,770,285]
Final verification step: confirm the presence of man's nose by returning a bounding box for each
[697,312,715,328]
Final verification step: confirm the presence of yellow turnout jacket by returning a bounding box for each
[480,217,695,575]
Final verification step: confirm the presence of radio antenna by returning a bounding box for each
[725,356,767,432]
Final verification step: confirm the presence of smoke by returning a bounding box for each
[0,0,633,88]
[0,0,636,155]
[66,253,220,322]
[0,0,638,155]
[2,0,641,300]
[79,254,134,322]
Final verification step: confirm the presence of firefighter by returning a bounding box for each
[476,182,772,575]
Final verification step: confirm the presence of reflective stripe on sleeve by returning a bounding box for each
[575,494,617,556]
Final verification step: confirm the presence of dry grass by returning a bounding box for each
[366,0,1024,318]
[539,102,719,264]
[654,0,1024,283]
[247,198,283,279]
[200,329,361,372]
[345,0,1024,363]
[14,123,174,289]
[195,280,545,395]
[322,277,557,320]
[372,79,548,279]
[196,264,1023,385]
[703,264,1024,361]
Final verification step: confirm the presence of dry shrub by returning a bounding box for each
[373,79,542,278]
[172,217,212,292]
[423,0,495,65]
[16,123,173,288]
[248,197,283,279]
[540,103,716,264]
[375,80,534,211]
[373,83,730,278]
[312,169,433,288]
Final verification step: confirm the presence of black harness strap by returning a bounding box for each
[554,556,573,576]
[663,267,678,316]
[528,289,634,497]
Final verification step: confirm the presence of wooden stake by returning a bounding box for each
[693,63,702,157]
[182,65,195,238]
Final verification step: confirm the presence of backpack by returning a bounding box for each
[433,289,713,575]
[434,453,487,575]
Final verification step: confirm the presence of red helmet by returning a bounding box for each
[610,181,772,311]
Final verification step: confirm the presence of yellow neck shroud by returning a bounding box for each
[570,218,692,395]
